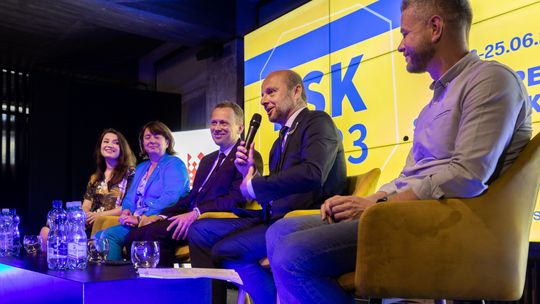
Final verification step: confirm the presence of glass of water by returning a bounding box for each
[131,241,160,269]
[87,238,109,264]
[23,235,42,254]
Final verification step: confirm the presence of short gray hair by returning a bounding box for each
[401,0,472,35]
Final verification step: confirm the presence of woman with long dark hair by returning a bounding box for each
[83,128,136,224]
[40,128,136,244]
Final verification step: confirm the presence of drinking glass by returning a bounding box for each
[23,235,42,254]
[87,238,109,264]
[131,241,160,269]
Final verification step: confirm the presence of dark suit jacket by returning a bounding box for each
[251,108,347,219]
[161,141,263,217]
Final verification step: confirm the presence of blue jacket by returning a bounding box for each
[122,154,189,216]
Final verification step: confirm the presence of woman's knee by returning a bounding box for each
[101,226,128,243]
[94,229,103,239]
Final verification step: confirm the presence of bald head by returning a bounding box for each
[267,70,307,103]
[260,70,307,125]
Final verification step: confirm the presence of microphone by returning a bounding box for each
[244,113,262,150]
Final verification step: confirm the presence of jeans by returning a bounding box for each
[188,217,276,304]
[95,224,133,260]
[266,215,357,304]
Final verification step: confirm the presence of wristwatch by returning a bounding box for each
[193,207,201,218]
[376,196,388,203]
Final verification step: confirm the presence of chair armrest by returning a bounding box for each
[174,245,190,261]
[284,209,319,218]
[356,198,526,300]
[91,215,120,237]
[199,212,239,219]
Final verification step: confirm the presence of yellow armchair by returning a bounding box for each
[260,169,381,269]
[284,168,381,218]
[353,133,540,301]
[90,215,120,237]
[255,168,382,303]
[348,167,382,197]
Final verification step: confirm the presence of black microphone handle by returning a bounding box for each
[244,113,262,150]
[244,124,259,150]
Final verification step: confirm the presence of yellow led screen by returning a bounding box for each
[244,0,540,241]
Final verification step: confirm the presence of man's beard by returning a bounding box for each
[406,41,435,74]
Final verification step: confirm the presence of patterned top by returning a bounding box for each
[84,168,135,213]
[133,169,150,216]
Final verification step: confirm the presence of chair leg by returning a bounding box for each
[237,288,254,304]
[237,288,246,304]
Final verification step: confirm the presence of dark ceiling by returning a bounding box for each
[0,0,309,85]
[0,0,251,83]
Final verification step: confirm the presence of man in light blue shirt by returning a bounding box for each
[266,0,532,303]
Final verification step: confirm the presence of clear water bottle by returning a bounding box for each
[47,200,68,270]
[10,209,20,256]
[0,208,13,257]
[67,201,87,270]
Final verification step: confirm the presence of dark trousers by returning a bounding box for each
[188,217,276,304]
[124,220,187,267]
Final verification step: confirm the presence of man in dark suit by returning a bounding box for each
[188,70,347,304]
[124,101,262,266]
